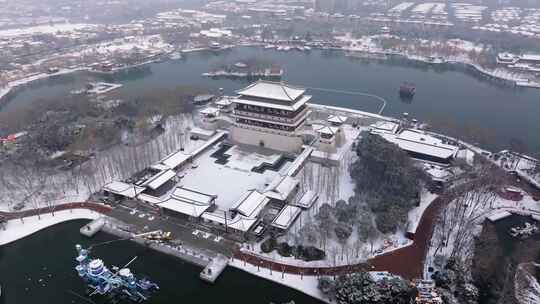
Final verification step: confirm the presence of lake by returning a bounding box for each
[0,220,321,304]
[2,47,540,151]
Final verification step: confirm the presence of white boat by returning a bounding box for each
[169,52,182,60]
[304,46,312,51]
[234,62,248,68]
[264,44,276,49]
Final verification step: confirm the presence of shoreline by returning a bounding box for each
[0,58,160,107]
[0,45,536,110]
[0,208,99,246]
[1,44,540,303]
[229,258,329,304]
[0,206,328,303]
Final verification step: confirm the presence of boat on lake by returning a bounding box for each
[169,52,182,60]
[74,244,159,302]
[399,82,416,97]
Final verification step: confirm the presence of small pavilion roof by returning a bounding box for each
[327,115,347,124]
[200,107,220,116]
[315,125,339,136]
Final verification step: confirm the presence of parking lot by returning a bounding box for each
[108,200,237,257]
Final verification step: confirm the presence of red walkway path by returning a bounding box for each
[3,171,537,281]
[233,194,448,280]
[233,173,540,280]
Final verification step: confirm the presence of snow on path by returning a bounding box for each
[407,191,439,234]
[0,209,100,246]
[229,258,330,303]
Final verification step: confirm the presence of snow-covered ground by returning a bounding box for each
[249,143,435,267]
[229,257,330,303]
[493,151,540,189]
[424,188,540,279]
[73,35,173,57]
[0,34,172,102]
[0,114,196,213]
[0,23,96,38]
[407,190,439,234]
[333,33,540,86]
[0,209,100,246]
[514,262,540,304]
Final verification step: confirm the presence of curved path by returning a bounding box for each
[304,86,388,115]
[234,193,449,280]
[234,171,540,280]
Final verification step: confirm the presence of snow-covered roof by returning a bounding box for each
[424,166,453,182]
[158,197,212,217]
[271,205,301,230]
[521,54,540,61]
[315,125,339,136]
[189,131,227,157]
[503,186,522,193]
[172,186,216,205]
[285,147,313,177]
[230,190,269,218]
[151,163,171,171]
[498,52,516,60]
[161,150,192,169]
[215,97,233,106]
[194,94,215,103]
[103,181,145,198]
[236,80,306,102]
[232,94,311,111]
[379,129,459,160]
[140,169,176,190]
[294,190,318,209]
[190,127,216,138]
[200,107,220,116]
[201,211,257,232]
[369,121,399,134]
[137,193,162,205]
[264,176,299,201]
[327,115,347,124]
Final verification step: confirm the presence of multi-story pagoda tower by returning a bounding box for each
[231,80,310,152]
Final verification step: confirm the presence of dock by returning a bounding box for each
[80,218,105,237]
[486,210,513,222]
[200,254,228,283]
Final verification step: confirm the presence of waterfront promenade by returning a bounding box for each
[2,167,538,281]
[0,199,431,279]
[0,199,437,280]
[233,192,448,280]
